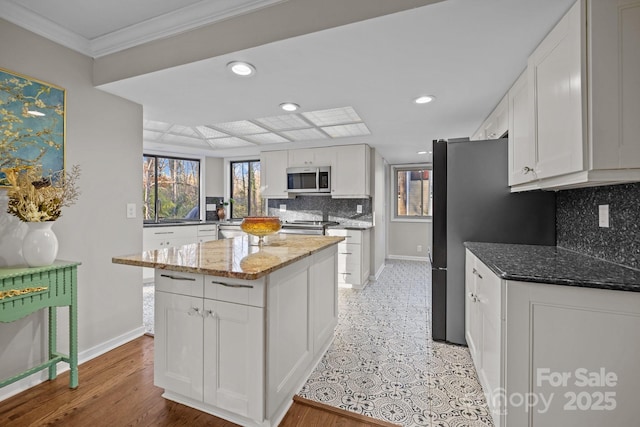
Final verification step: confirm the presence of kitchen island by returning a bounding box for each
[113,234,343,427]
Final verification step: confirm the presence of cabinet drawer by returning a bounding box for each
[337,267,361,285]
[155,270,204,297]
[197,225,218,237]
[337,244,361,266]
[327,229,362,244]
[204,276,265,307]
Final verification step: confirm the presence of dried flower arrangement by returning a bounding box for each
[2,165,81,222]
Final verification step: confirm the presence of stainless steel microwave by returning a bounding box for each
[286,166,331,193]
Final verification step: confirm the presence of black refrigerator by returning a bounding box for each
[431,138,556,345]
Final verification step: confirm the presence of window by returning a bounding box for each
[230,160,262,218]
[394,166,432,219]
[143,154,200,222]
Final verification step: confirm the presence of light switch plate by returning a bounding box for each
[598,204,609,228]
[126,203,136,219]
[280,204,287,212]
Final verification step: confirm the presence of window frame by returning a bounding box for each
[143,153,201,223]
[229,159,261,219]
[391,164,433,222]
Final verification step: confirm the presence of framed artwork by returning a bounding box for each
[0,67,65,186]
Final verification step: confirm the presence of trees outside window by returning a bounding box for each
[143,155,200,222]
[394,166,432,219]
[230,160,262,218]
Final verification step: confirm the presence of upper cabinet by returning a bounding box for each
[288,147,335,167]
[260,150,289,199]
[332,144,371,198]
[471,95,508,141]
[260,144,371,199]
[508,71,536,186]
[511,0,640,191]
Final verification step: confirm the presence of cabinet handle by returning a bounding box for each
[211,281,254,289]
[522,166,534,175]
[340,252,353,255]
[340,272,352,276]
[199,228,216,232]
[204,309,216,318]
[472,268,483,279]
[188,307,202,317]
[154,231,174,235]
[468,292,478,303]
[160,274,196,281]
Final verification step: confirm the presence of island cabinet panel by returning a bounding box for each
[154,291,204,401]
[266,258,313,418]
[203,299,264,420]
[311,249,338,351]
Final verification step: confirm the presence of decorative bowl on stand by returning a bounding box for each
[240,216,282,245]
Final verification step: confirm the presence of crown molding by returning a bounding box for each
[0,0,92,55]
[0,0,286,58]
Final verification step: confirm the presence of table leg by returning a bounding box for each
[48,307,57,381]
[69,268,78,388]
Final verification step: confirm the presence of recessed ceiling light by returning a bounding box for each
[280,102,300,112]
[27,110,45,116]
[414,95,436,104]
[417,151,428,154]
[227,61,256,76]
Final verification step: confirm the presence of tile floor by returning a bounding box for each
[142,260,493,426]
[297,260,494,427]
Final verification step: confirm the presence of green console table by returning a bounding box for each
[0,261,80,389]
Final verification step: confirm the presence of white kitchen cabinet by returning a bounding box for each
[332,144,371,198]
[471,95,508,141]
[287,147,335,167]
[465,251,503,427]
[327,228,370,289]
[465,249,640,426]
[260,150,289,199]
[508,71,536,186]
[513,0,640,191]
[197,224,217,243]
[142,226,198,281]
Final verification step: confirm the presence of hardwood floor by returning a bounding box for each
[0,336,397,427]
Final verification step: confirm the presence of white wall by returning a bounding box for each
[370,149,387,279]
[0,19,143,399]
[387,221,432,260]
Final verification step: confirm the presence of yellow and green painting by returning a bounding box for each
[0,68,65,186]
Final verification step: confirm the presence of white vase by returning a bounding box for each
[22,222,59,267]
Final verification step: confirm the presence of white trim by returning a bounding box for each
[373,263,386,280]
[0,326,145,402]
[0,0,286,58]
[387,255,429,262]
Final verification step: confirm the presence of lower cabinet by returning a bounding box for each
[154,246,338,427]
[466,249,640,427]
[326,228,370,289]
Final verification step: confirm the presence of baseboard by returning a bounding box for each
[387,255,429,262]
[0,325,145,402]
[373,263,385,281]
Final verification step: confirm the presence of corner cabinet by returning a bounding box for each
[511,0,640,191]
[465,249,640,427]
[260,150,289,199]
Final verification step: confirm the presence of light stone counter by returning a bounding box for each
[112,234,344,280]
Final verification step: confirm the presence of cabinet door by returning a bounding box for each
[528,0,585,179]
[154,291,203,400]
[332,145,370,197]
[465,251,480,360]
[203,299,264,421]
[260,150,289,198]
[508,71,536,185]
[310,248,338,352]
[288,148,315,166]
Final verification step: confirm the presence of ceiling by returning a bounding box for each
[0,0,576,164]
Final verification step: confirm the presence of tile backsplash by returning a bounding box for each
[267,196,372,227]
[556,182,640,270]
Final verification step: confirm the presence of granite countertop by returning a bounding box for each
[464,242,640,292]
[113,234,344,280]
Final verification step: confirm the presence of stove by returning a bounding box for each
[280,220,340,235]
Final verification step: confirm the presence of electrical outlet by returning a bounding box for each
[599,204,610,228]
[417,245,423,252]
[357,204,363,214]
[280,204,287,212]
[126,203,136,219]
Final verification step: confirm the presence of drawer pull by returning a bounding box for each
[160,274,196,281]
[212,281,253,289]
[340,252,353,255]
[199,228,216,232]
[154,231,174,235]
[468,292,478,303]
[340,272,352,276]
[472,268,483,279]
[188,307,202,317]
[204,309,216,318]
